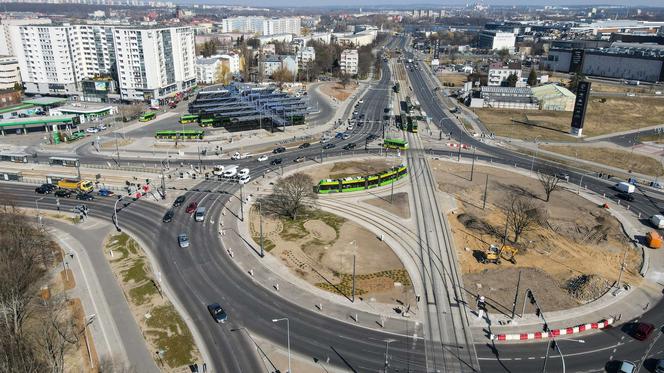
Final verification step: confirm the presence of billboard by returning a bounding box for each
[94,81,107,91]
[570,81,591,136]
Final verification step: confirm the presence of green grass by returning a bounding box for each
[145,305,197,368]
[128,281,158,305]
[121,258,147,284]
[106,233,139,261]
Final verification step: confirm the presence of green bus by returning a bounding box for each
[199,117,218,127]
[155,130,204,140]
[139,112,157,122]
[383,138,409,150]
[316,164,408,194]
[179,114,199,124]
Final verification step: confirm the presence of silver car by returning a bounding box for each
[178,233,190,248]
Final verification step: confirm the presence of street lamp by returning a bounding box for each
[257,201,264,258]
[272,318,291,373]
[35,196,46,226]
[113,195,124,232]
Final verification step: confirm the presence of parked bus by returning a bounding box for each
[57,178,94,192]
[138,112,157,122]
[316,164,408,194]
[179,114,199,124]
[0,153,29,163]
[49,156,80,167]
[383,138,409,150]
[155,130,204,140]
[199,118,217,127]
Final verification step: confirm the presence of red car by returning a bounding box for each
[633,322,655,341]
[185,202,198,214]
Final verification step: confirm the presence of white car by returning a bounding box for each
[85,127,99,133]
[257,155,268,162]
[358,99,364,103]
[98,124,107,130]
[231,152,241,160]
[238,175,251,185]
[347,125,354,131]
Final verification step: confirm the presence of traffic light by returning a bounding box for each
[535,308,541,317]
[527,290,536,304]
[543,323,548,332]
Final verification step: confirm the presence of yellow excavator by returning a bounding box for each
[483,244,518,264]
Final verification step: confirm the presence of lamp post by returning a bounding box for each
[257,201,264,257]
[35,196,45,226]
[113,195,123,232]
[272,318,291,373]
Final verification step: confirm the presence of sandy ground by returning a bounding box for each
[430,160,641,312]
[363,192,411,219]
[249,209,415,304]
[303,159,401,184]
[541,145,664,177]
[318,81,359,102]
[437,72,468,87]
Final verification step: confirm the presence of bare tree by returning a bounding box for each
[117,104,143,122]
[271,66,294,85]
[506,194,543,243]
[262,173,317,220]
[33,298,80,373]
[340,73,351,89]
[215,63,231,85]
[537,172,562,202]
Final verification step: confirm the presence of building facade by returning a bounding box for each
[340,49,359,75]
[0,56,21,90]
[478,30,516,51]
[196,57,221,84]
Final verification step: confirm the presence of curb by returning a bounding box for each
[490,318,614,341]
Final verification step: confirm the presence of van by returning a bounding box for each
[223,167,238,178]
[194,207,206,222]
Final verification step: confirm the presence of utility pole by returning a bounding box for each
[502,212,510,245]
[482,174,489,209]
[161,168,166,199]
[258,202,264,257]
[470,147,476,181]
[240,184,244,222]
[511,270,521,319]
[457,144,462,162]
[115,132,120,165]
[352,254,356,303]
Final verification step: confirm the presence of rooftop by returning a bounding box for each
[23,97,67,106]
[532,84,576,99]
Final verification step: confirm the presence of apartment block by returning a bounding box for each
[0,56,21,90]
[340,49,358,75]
[220,16,300,36]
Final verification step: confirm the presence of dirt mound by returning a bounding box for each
[565,274,612,303]
[457,213,494,235]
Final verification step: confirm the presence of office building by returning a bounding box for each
[340,49,358,75]
[220,16,301,36]
[0,56,21,90]
[478,30,516,52]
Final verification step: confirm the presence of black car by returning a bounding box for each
[54,189,72,198]
[323,143,336,149]
[366,134,377,141]
[298,142,310,149]
[76,193,94,201]
[35,186,50,194]
[207,303,228,323]
[617,192,635,202]
[173,195,186,207]
[272,147,286,154]
[162,209,175,223]
[270,158,283,165]
[343,143,356,150]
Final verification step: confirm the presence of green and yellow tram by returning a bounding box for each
[139,112,157,122]
[155,130,204,140]
[179,114,199,124]
[383,138,409,150]
[316,164,408,194]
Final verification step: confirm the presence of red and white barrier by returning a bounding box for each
[490,318,614,341]
[446,143,470,149]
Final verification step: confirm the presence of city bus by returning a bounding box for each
[383,138,409,150]
[316,164,408,194]
[155,130,204,140]
[179,114,199,124]
[199,118,217,127]
[48,156,80,167]
[138,112,157,122]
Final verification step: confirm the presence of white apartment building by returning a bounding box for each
[488,62,522,86]
[340,49,358,75]
[335,31,376,47]
[195,52,240,84]
[0,56,21,90]
[113,26,196,101]
[219,52,240,74]
[220,16,300,36]
[0,17,52,56]
[478,30,516,52]
[295,46,315,68]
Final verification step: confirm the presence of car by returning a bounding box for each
[239,175,251,184]
[323,143,336,149]
[656,359,664,373]
[207,303,228,323]
[177,233,190,248]
[342,133,351,140]
[35,110,47,116]
[18,113,29,118]
[76,193,94,201]
[54,189,72,198]
[555,173,570,182]
[98,188,115,197]
[169,102,177,109]
[185,202,198,214]
[294,156,305,163]
[353,111,358,115]
[85,127,99,133]
[162,209,175,223]
[347,125,354,131]
[632,322,655,341]
[270,158,283,165]
[257,155,269,162]
[173,195,186,207]
[366,134,377,141]
[335,133,344,139]
[97,124,107,130]
[617,192,635,202]
[358,99,364,104]
[618,360,636,373]
[273,147,286,154]
[35,186,50,194]
[298,142,310,149]
[343,143,356,150]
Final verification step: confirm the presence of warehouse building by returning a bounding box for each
[531,84,576,111]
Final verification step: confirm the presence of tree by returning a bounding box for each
[340,73,351,88]
[527,69,538,87]
[506,194,543,243]
[261,173,317,220]
[568,72,586,92]
[13,82,22,92]
[118,104,144,122]
[497,47,510,61]
[505,73,519,87]
[537,172,562,202]
[271,66,293,84]
[215,63,231,85]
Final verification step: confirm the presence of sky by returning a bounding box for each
[187,0,664,7]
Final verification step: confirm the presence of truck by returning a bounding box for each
[650,215,664,229]
[212,165,226,176]
[57,178,94,193]
[615,182,636,194]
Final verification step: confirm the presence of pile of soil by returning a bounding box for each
[565,274,613,303]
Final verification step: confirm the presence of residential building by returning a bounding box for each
[488,62,522,86]
[219,52,241,74]
[113,26,196,101]
[0,56,21,90]
[196,56,221,84]
[478,30,516,52]
[262,55,297,77]
[257,33,293,46]
[295,46,315,68]
[220,16,300,36]
[0,17,52,56]
[340,49,358,75]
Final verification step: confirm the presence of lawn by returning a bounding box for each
[475,96,664,141]
[541,145,664,176]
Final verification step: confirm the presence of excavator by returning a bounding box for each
[482,244,518,264]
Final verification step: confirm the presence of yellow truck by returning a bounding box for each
[57,178,94,193]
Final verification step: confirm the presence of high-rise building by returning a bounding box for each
[0,17,52,56]
[220,16,301,36]
[340,49,358,75]
[0,56,21,90]
[113,26,196,101]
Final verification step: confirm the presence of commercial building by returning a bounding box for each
[570,20,664,37]
[113,26,196,101]
[0,56,21,90]
[488,62,522,86]
[469,86,539,110]
[220,16,301,36]
[478,30,516,52]
[531,84,576,111]
[340,49,359,75]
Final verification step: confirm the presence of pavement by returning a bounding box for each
[45,217,160,373]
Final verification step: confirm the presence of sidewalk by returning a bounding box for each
[46,218,160,372]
